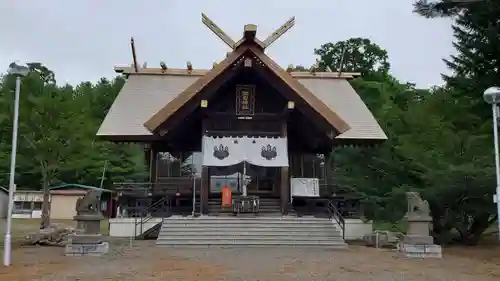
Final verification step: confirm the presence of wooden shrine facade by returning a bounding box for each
[97,14,387,217]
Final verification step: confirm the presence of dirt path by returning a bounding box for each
[0,239,499,281]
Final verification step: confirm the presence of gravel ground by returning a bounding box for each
[0,239,499,281]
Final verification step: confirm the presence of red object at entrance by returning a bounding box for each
[221,186,232,207]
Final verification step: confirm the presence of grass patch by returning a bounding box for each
[0,218,109,248]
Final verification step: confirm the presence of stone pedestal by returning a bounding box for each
[398,214,441,258]
[402,234,434,245]
[66,214,109,257]
[65,241,109,256]
[398,243,442,258]
[404,214,434,245]
[74,214,104,234]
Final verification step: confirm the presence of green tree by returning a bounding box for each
[316,34,497,243]
[411,0,500,243]
[314,37,390,77]
[0,64,147,228]
[413,0,487,18]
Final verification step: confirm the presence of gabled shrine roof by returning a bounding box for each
[298,78,387,140]
[97,75,199,138]
[143,45,351,134]
[97,14,387,143]
[96,72,387,141]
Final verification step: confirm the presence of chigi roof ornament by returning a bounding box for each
[201,13,295,51]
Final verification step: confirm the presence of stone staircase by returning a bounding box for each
[156,216,346,248]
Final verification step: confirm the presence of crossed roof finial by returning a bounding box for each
[201,13,295,50]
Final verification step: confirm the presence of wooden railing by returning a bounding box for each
[114,178,200,196]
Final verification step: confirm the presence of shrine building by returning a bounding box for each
[97,14,386,246]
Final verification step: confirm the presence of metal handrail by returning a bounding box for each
[325,199,346,240]
[133,197,169,238]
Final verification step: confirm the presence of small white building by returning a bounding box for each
[12,190,44,219]
[12,185,114,220]
[49,188,87,220]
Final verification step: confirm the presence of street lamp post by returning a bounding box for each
[483,86,500,241]
[3,62,29,267]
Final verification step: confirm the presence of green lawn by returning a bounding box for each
[0,218,109,248]
[373,221,408,233]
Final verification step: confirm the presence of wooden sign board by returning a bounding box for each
[235,85,255,115]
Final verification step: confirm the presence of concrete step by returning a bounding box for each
[159,231,342,237]
[163,216,334,221]
[156,215,345,248]
[161,222,339,228]
[161,223,338,229]
[162,219,336,224]
[157,236,344,242]
[160,224,340,229]
[157,244,347,249]
[157,239,347,248]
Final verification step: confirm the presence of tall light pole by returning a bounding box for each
[484,86,500,241]
[3,62,29,267]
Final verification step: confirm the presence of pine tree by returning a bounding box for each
[445,2,500,120]
[413,0,478,18]
[415,0,500,121]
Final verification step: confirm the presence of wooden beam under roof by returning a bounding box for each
[114,66,361,79]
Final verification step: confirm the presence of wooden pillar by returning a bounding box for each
[201,166,209,214]
[323,152,330,197]
[280,122,290,215]
[149,148,158,183]
[325,152,334,196]
[200,118,209,215]
[144,145,151,169]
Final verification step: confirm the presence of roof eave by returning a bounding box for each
[248,46,351,134]
[333,137,387,146]
[95,134,160,142]
[113,66,361,79]
[143,46,250,132]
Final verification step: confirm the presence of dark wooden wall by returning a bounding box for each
[156,66,334,154]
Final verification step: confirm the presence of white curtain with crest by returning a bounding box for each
[245,137,288,167]
[202,136,246,167]
[202,136,288,167]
